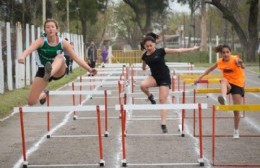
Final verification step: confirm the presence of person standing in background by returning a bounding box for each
[101,46,108,64]
[87,41,97,68]
[64,38,72,75]
[69,42,74,74]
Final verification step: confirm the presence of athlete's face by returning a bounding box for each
[44,21,58,37]
[221,47,231,61]
[144,40,156,53]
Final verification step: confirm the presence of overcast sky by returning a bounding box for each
[169,1,190,13]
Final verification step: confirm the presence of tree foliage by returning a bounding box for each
[205,0,258,61]
[123,0,170,35]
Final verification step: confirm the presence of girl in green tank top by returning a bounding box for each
[18,19,97,106]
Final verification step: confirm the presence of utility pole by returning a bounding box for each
[42,0,46,25]
[67,0,69,33]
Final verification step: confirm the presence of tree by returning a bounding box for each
[205,0,258,62]
[200,0,207,51]
[177,0,200,47]
[123,0,169,35]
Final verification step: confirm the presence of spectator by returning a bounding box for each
[101,46,108,64]
[87,41,97,68]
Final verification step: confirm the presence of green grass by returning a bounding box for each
[0,68,86,119]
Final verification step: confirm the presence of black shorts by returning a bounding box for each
[153,75,171,89]
[35,67,65,82]
[227,83,244,97]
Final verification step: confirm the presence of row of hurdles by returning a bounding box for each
[13,63,260,167]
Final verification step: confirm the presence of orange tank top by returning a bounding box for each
[217,55,245,87]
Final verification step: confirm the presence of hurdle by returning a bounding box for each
[193,87,260,137]
[42,90,111,137]
[115,103,207,167]
[14,105,106,167]
[212,104,260,167]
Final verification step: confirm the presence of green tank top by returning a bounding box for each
[36,36,63,66]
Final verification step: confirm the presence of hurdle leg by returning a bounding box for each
[198,104,204,166]
[120,105,127,167]
[46,93,51,139]
[96,106,105,167]
[19,107,29,168]
[72,83,78,120]
[104,90,109,137]
[212,106,216,166]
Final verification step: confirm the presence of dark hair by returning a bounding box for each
[65,38,68,41]
[146,32,159,40]
[140,33,158,50]
[215,44,231,53]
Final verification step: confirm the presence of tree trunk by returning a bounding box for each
[200,0,207,51]
[206,0,258,62]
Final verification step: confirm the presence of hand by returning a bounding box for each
[18,57,25,64]
[90,69,97,76]
[193,45,200,50]
[194,79,200,85]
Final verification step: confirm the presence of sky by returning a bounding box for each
[110,0,190,13]
[169,1,190,13]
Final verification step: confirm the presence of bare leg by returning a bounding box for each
[50,54,66,78]
[220,79,231,97]
[159,86,169,125]
[28,77,48,106]
[232,94,242,130]
[140,76,157,97]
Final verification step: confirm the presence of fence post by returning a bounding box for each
[31,25,37,80]
[0,26,3,93]
[25,24,31,85]
[15,22,25,89]
[6,22,13,90]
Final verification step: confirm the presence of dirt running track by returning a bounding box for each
[0,66,259,168]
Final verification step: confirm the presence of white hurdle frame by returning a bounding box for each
[115,103,207,167]
[15,105,105,168]
[45,90,112,137]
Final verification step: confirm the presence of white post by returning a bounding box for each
[15,22,25,89]
[0,26,4,93]
[42,0,46,25]
[31,25,37,80]
[216,35,219,61]
[25,24,31,85]
[6,22,13,90]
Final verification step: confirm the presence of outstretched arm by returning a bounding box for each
[18,38,44,64]
[63,40,96,74]
[235,57,245,69]
[142,61,147,71]
[194,63,217,84]
[164,45,200,55]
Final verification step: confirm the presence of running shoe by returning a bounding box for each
[233,129,239,139]
[39,90,49,105]
[148,94,156,104]
[161,125,168,133]
[43,62,52,82]
[218,95,227,105]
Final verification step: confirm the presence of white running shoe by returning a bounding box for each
[218,95,227,105]
[233,129,240,139]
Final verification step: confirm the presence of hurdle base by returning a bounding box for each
[198,158,204,167]
[22,161,28,168]
[121,159,127,167]
[104,131,109,137]
[73,115,78,120]
[178,124,185,137]
[99,159,105,167]
[46,134,51,139]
